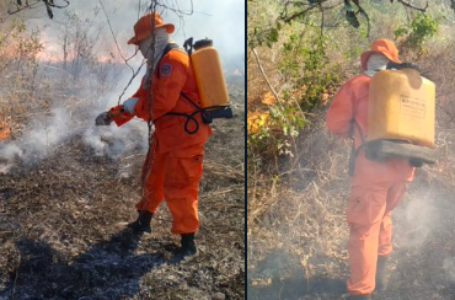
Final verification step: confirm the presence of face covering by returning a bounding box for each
[364,54,390,77]
[139,27,173,88]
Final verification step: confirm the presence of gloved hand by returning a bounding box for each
[123,97,138,114]
[95,112,113,126]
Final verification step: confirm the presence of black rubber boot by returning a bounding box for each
[347,295,371,300]
[127,211,153,233]
[170,233,199,264]
[376,255,389,291]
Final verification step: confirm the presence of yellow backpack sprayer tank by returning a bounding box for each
[149,39,232,134]
[183,38,233,123]
[364,62,436,167]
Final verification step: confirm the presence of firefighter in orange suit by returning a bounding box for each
[95,12,212,264]
[326,39,415,299]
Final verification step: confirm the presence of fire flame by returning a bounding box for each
[0,120,11,140]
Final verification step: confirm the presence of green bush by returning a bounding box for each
[248,101,306,162]
[394,13,439,53]
[248,33,343,171]
[280,35,342,111]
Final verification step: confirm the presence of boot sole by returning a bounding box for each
[169,249,199,265]
[180,250,199,264]
[126,223,152,233]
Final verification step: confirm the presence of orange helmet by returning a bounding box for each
[360,39,402,70]
[127,12,175,45]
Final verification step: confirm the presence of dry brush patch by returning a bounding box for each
[248,117,351,298]
[0,83,245,300]
[248,42,455,300]
[0,4,245,299]
[248,120,455,300]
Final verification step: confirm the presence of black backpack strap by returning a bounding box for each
[348,120,366,176]
[153,41,232,134]
[180,92,202,110]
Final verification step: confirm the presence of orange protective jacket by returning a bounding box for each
[326,74,414,186]
[109,49,212,153]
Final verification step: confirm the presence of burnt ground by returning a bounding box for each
[248,118,455,300]
[248,185,455,300]
[0,86,245,300]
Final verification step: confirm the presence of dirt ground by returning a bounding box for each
[0,84,245,300]
[248,114,455,300]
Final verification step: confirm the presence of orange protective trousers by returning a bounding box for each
[347,180,408,295]
[134,139,204,235]
[109,47,211,235]
[326,39,415,296]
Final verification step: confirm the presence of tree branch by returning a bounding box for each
[352,1,370,37]
[252,48,283,109]
[397,0,428,12]
[282,4,318,23]
[282,1,342,24]
[319,1,324,37]
[7,0,70,18]
[252,48,311,116]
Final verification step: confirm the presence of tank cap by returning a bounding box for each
[194,38,213,50]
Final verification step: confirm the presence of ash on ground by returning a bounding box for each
[0,85,245,300]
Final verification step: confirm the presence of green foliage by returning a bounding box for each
[248,34,343,169]
[248,101,307,163]
[248,0,282,49]
[247,0,447,172]
[12,18,27,34]
[8,19,43,57]
[345,11,360,28]
[19,33,43,55]
[344,1,360,28]
[250,22,282,49]
[394,13,439,52]
[344,0,355,12]
[280,35,342,111]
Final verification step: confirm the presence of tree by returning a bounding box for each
[54,11,103,80]
[7,0,71,19]
[281,0,429,36]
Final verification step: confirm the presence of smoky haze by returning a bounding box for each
[25,0,245,74]
[0,0,245,173]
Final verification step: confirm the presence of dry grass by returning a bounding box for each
[0,54,245,299]
[248,43,455,299]
[248,118,351,297]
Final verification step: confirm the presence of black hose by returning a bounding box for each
[164,111,201,135]
[386,62,421,72]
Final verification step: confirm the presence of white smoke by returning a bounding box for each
[0,144,22,174]
[81,70,150,160]
[443,257,455,283]
[394,189,437,249]
[0,144,23,161]
[83,122,148,159]
[25,107,72,156]
[0,0,242,173]
[26,0,245,73]
[0,107,73,170]
[0,67,149,173]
